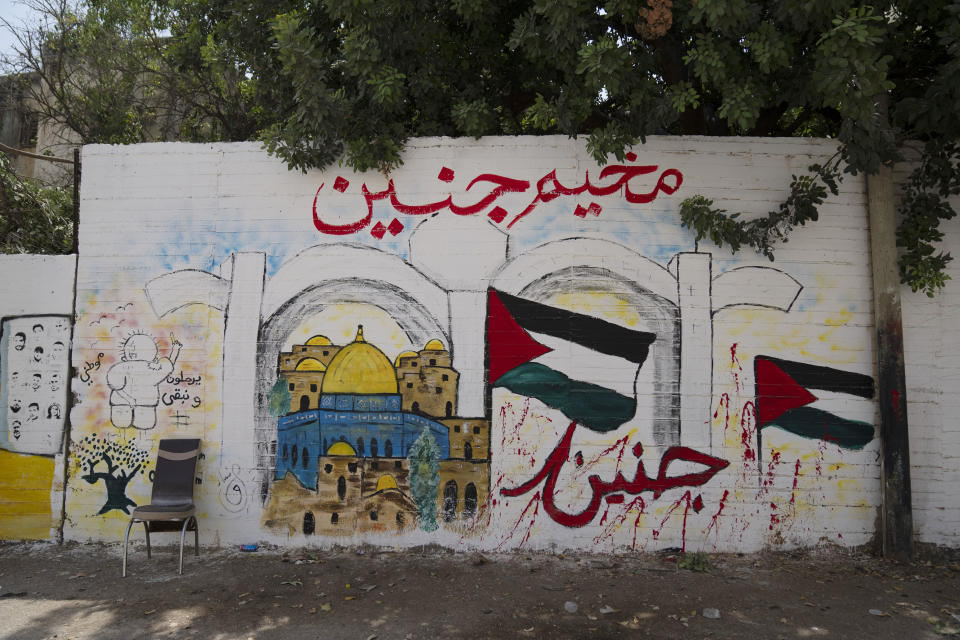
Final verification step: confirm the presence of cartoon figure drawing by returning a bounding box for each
[107,332,182,430]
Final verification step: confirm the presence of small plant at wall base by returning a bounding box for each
[0,153,72,254]
[408,427,440,532]
[678,551,711,573]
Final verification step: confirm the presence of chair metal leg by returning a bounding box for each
[179,519,190,575]
[143,521,151,558]
[192,516,199,556]
[122,518,136,577]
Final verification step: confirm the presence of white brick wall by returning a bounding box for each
[0,253,76,540]
[0,137,954,551]
[900,155,960,547]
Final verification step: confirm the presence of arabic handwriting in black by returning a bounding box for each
[78,352,104,385]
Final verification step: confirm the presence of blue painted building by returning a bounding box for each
[274,327,452,490]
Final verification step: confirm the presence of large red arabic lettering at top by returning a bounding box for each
[311,152,683,239]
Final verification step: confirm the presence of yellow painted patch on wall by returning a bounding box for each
[284,302,411,357]
[547,292,642,327]
[0,449,56,539]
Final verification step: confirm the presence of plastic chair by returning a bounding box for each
[122,438,200,577]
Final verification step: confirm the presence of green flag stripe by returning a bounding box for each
[495,362,636,433]
[761,406,874,450]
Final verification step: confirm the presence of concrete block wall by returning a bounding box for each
[0,254,76,540]
[0,136,954,552]
[899,157,960,548]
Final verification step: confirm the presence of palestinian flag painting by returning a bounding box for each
[754,355,875,451]
[486,289,656,433]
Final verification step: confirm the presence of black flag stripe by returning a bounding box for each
[755,355,874,399]
[494,290,656,364]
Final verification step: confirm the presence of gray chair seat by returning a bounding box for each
[131,504,196,519]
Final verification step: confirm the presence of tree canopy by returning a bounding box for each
[2,0,958,293]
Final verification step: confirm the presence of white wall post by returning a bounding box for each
[674,252,713,451]
[220,252,266,470]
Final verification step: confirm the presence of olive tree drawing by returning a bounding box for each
[72,434,150,515]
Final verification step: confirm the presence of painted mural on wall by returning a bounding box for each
[260,326,490,536]
[107,332,182,430]
[63,292,219,537]
[57,139,883,552]
[1,316,70,454]
[71,434,150,515]
[0,315,71,539]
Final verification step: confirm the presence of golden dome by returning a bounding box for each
[394,350,418,366]
[376,475,399,492]
[423,338,445,351]
[295,357,327,372]
[321,325,399,394]
[306,335,332,346]
[327,441,357,456]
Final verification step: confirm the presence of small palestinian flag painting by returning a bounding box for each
[486,289,656,433]
[754,355,875,450]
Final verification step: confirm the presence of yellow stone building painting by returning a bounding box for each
[263,326,489,536]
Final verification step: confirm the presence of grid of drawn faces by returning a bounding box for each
[1,316,70,455]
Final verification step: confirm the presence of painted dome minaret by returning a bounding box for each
[321,325,399,395]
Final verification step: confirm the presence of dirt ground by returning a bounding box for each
[0,541,958,640]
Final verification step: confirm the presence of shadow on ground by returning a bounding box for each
[1,542,958,639]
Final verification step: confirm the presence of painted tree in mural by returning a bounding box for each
[268,379,291,417]
[408,427,440,532]
[72,434,149,515]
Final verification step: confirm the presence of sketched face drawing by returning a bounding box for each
[31,374,41,391]
[27,403,39,420]
[122,334,158,362]
[13,333,25,350]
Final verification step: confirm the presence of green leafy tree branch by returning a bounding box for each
[0,152,72,254]
[2,0,958,292]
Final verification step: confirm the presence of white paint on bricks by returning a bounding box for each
[0,137,950,551]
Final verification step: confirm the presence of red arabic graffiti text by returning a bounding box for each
[500,421,729,528]
[311,153,683,238]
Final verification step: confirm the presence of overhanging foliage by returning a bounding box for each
[1,0,958,293]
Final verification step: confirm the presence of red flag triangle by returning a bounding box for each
[755,357,818,425]
[487,290,552,385]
